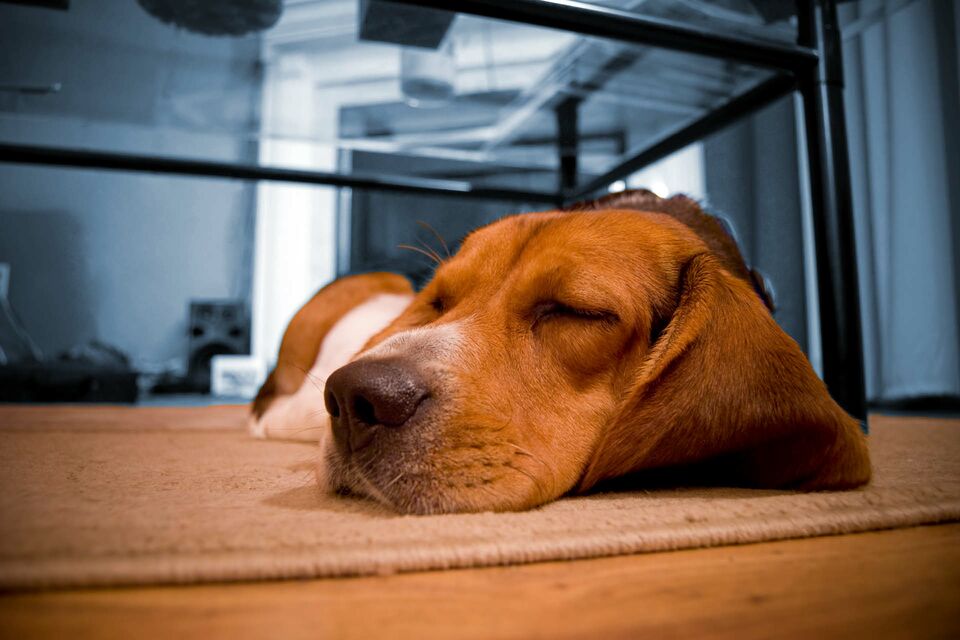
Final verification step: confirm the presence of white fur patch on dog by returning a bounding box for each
[357,321,465,363]
[249,293,413,442]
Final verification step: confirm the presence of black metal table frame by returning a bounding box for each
[0,0,865,420]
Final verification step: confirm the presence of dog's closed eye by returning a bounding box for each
[533,301,618,326]
[531,299,626,377]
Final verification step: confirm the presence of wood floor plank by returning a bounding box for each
[1,524,958,640]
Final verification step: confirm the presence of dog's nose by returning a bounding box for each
[324,360,429,451]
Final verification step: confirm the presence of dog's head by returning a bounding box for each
[322,193,870,514]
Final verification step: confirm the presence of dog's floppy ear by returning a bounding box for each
[579,252,870,492]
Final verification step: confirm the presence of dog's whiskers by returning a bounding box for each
[505,440,558,495]
[416,220,452,259]
[505,461,546,497]
[275,359,327,393]
[381,472,405,492]
[398,243,442,265]
[415,238,444,265]
[356,472,395,511]
[287,425,325,436]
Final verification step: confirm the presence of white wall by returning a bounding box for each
[251,55,338,367]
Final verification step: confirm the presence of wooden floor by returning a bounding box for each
[1,523,958,640]
[2,407,957,638]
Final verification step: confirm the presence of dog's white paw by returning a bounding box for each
[249,395,329,443]
[248,413,268,439]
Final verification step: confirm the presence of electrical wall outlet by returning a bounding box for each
[0,263,10,300]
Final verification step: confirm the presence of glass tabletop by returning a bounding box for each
[579,0,797,44]
[0,0,796,196]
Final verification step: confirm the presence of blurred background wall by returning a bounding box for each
[0,0,260,371]
[840,0,960,403]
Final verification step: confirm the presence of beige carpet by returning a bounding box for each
[0,406,958,591]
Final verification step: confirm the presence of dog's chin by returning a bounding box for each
[317,443,544,515]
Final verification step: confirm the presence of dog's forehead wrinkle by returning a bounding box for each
[453,212,559,276]
[443,213,639,309]
[507,214,648,276]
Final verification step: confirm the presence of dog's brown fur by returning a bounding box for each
[253,191,870,514]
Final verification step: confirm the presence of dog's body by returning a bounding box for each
[250,276,413,443]
[251,191,870,514]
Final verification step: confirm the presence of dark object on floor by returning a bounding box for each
[59,340,130,368]
[185,300,250,394]
[0,361,137,403]
[872,395,960,418]
[0,338,137,403]
[153,300,251,395]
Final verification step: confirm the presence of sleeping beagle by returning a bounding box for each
[251,190,871,514]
